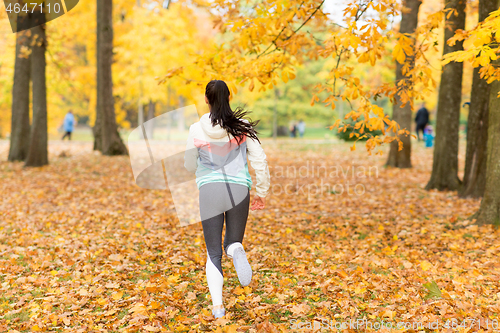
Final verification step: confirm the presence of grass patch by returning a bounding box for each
[358,233,368,240]
[117,309,128,319]
[4,309,30,322]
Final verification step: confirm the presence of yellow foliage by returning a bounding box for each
[160,0,447,153]
[444,8,500,83]
[0,0,214,135]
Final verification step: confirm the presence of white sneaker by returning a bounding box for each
[233,247,252,286]
[212,307,225,319]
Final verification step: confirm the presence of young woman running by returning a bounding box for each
[184,80,270,319]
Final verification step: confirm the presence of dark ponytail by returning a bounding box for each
[205,80,260,144]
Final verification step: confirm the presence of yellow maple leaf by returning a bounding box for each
[130,302,148,315]
[420,260,433,271]
[112,291,123,300]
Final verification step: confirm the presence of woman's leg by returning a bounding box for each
[199,183,233,309]
[224,184,250,255]
[223,184,252,286]
[201,212,225,307]
[200,183,251,309]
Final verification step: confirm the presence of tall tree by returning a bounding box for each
[475,58,500,225]
[93,0,103,152]
[386,0,421,168]
[25,9,48,167]
[145,99,156,138]
[435,0,500,224]
[459,0,498,198]
[146,100,155,122]
[8,16,32,162]
[96,0,128,155]
[425,0,466,191]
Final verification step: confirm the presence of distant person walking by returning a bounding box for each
[61,111,75,141]
[423,124,434,148]
[415,103,429,141]
[289,123,297,138]
[297,120,306,138]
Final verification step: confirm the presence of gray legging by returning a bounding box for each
[199,182,250,277]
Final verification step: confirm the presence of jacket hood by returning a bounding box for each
[200,113,227,139]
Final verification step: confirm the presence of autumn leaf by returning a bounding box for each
[423,281,442,300]
[393,43,406,64]
[256,319,279,333]
[420,260,433,272]
[142,325,160,332]
[290,303,311,315]
[130,303,148,316]
[112,291,123,300]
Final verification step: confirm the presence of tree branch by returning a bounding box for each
[257,0,325,59]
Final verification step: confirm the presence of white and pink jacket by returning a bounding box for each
[184,113,270,197]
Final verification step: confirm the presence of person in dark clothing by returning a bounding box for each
[415,103,429,141]
[289,123,297,138]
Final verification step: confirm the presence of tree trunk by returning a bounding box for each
[166,85,171,141]
[459,0,498,198]
[177,96,185,132]
[147,100,155,121]
[273,88,278,140]
[475,60,500,226]
[145,99,156,138]
[97,0,128,156]
[93,0,103,152]
[25,11,48,167]
[386,0,421,168]
[8,26,32,162]
[425,0,466,191]
[138,102,144,127]
[93,103,103,150]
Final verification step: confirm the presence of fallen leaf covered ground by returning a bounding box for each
[0,140,499,332]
